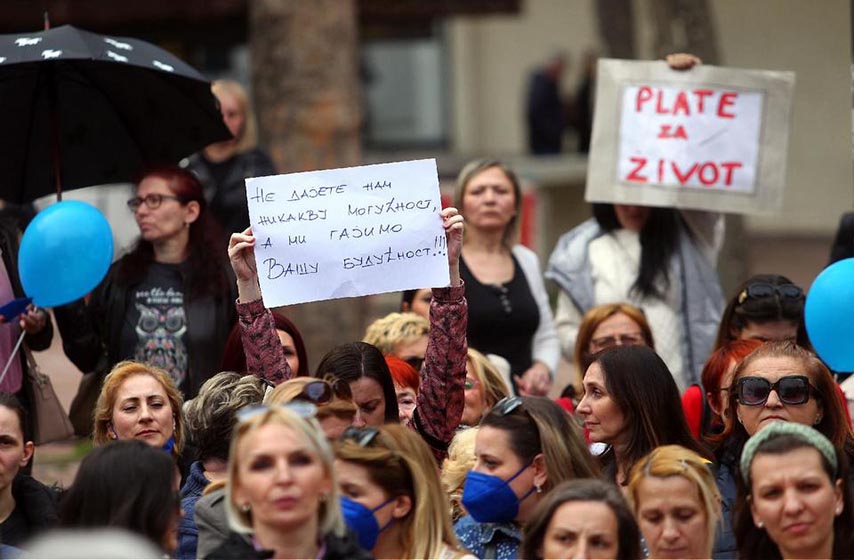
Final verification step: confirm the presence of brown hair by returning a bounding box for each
[574,303,654,382]
[265,377,357,423]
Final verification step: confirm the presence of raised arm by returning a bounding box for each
[409,208,467,462]
[228,228,292,384]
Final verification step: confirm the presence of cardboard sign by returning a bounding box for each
[587,59,795,214]
[245,159,450,307]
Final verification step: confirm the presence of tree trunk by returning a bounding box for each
[249,0,367,372]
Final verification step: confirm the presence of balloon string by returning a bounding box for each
[0,330,26,388]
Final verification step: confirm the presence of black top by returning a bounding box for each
[206,531,374,560]
[0,475,60,547]
[460,255,540,383]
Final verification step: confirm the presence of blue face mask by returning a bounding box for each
[461,464,535,523]
[161,436,176,453]
[340,496,395,550]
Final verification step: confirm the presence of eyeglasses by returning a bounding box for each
[491,284,512,315]
[293,379,352,406]
[589,332,645,351]
[127,193,184,211]
[340,426,380,447]
[236,401,317,423]
[493,396,524,416]
[735,375,818,407]
[403,356,424,372]
[464,377,480,391]
[737,282,804,305]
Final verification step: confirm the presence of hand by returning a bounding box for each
[228,228,262,303]
[19,306,47,335]
[514,362,552,397]
[441,207,464,287]
[665,53,702,71]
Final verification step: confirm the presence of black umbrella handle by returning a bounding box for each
[48,62,62,201]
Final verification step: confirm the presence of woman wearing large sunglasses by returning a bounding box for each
[228,207,467,462]
[335,424,475,559]
[710,340,853,557]
[454,395,599,559]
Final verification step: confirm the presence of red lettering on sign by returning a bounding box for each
[698,162,720,186]
[626,157,648,182]
[693,89,713,113]
[672,91,690,116]
[717,92,737,118]
[720,162,743,185]
[636,87,653,112]
[671,161,699,184]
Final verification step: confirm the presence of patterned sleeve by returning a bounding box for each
[237,298,292,384]
[409,281,467,462]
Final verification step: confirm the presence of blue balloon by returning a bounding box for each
[805,258,854,371]
[19,201,113,308]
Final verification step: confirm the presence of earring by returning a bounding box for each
[757,521,764,529]
[836,506,843,515]
[240,503,251,513]
[535,484,543,494]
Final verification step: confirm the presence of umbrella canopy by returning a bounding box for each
[0,24,232,203]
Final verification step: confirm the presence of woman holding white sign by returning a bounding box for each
[546,54,724,392]
[228,207,467,462]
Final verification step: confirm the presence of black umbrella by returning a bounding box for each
[0,24,231,203]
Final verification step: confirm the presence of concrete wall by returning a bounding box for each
[448,0,853,238]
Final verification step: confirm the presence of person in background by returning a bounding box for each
[681,338,761,440]
[456,159,560,396]
[714,274,808,348]
[547,53,724,393]
[182,80,277,238]
[520,479,641,560]
[572,302,654,387]
[577,346,712,487]
[461,348,511,428]
[525,53,567,155]
[735,422,854,559]
[628,445,720,559]
[335,424,475,559]
[454,396,598,559]
[177,372,267,560]
[266,377,358,440]
[828,211,854,264]
[0,393,58,548]
[441,427,478,524]
[55,166,236,410]
[711,341,853,557]
[59,440,182,556]
[384,356,419,423]
[363,311,430,372]
[400,288,432,319]
[210,404,370,559]
[220,311,309,377]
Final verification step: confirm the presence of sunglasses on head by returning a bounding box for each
[735,375,818,407]
[236,401,317,423]
[292,379,352,406]
[737,282,804,305]
[493,396,524,416]
[340,426,380,447]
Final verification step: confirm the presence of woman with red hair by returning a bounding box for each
[385,355,420,423]
[55,167,236,420]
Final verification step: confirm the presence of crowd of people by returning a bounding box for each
[1,54,853,560]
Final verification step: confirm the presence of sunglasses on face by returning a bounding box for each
[735,375,818,407]
[589,332,645,351]
[737,282,804,305]
[126,193,184,211]
[340,426,380,447]
[464,378,480,391]
[292,379,352,406]
[403,356,424,372]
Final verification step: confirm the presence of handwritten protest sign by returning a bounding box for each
[245,159,449,307]
[587,59,795,214]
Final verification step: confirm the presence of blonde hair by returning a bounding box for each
[627,445,721,558]
[335,424,466,559]
[211,79,258,153]
[225,406,344,537]
[441,427,478,523]
[466,348,511,415]
[93,361,184,458]
[363,312,429,356]
[264,378,357,421]
[454,159,522,248]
